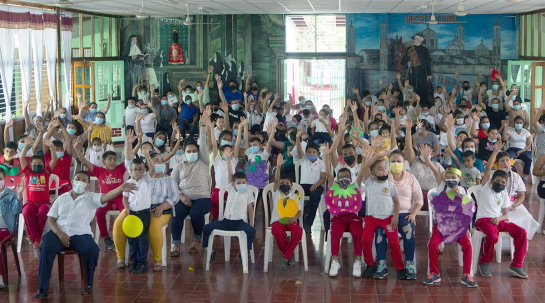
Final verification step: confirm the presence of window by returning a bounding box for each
[286,15,346,53]
[72,14,118,59]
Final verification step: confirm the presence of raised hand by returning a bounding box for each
[396,73,401,80]
[217,79,224,89]
[349,100,358,113]
[419,144,431,159]
[494,140,505,152]
[261,87,268,93]
[208,66,214,73]
[239,117,248,129]
[223,147,234,159]
[445,114,455,127]
[125,129,136,144]
[219,100,229,112]
[415,119,423,130]
[276,153,285,167]
[322,144,331,156]
[351,88,359,94]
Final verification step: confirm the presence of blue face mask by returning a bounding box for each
[488,138,497,143]
[95,117,104,124]
[249,146,260,154]
[305,105,313,110]
[18,143,25,151]
[232,104,240,111]
[154,164,165,174]
[59,113,67,119]
[67,129,76,136]
[365,101,372,106]
[220,140,232,147]
[185,99,192,105]
[370,130,379,137]
[161,100,168,106]
[513,105,521,110]
[128,104,136,109]
[356,146,363,154]
[307,155,317,161]
[377,106,385,111]
[235,184,247,193]
[481,122,490,129]
[492,84,499,90]
[56,151,64,158]
[514,123,523,130]
[140,109,148,115]
[408,89,413,93]
[155,138,165,147]
[186,152,198,162]
[422,112,429,116]
[300,99,306,104]
[175,150,183,156]
[445,179,459,188]
[491,104,499,110]
[90,109,98,114]
[233,129,239,136]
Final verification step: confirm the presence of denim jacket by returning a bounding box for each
[0,188,22,233]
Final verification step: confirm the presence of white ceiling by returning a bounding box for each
[19,0,544,16]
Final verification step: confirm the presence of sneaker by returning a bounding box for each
[461,274,478,288]
[479,263,492,277]
[279,258,288,271]
[423,273,441,285]
[132,264,148,274]
[509,266,528,279]
[405,262,416,280]
[33,289,49,300]
[303,225,312,236]
[104,237,115,251]
[373,264,388,279]
[362,265,377,278]
[288,255,296,266]
[397,269,407,280]
[129,263,138,272]
[352,260,363,277]
[329,260,341,277]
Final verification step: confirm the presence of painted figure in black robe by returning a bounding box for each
[401,32,432,107]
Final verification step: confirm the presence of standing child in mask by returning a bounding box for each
[20,138,58,249]
[43,119,74,194]
[86,137,106,168]
[123,98,140,133]
[308,109,333,145]
[244,121,272,205]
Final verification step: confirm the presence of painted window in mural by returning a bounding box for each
[72,14,118,59]
[286,15,346,53]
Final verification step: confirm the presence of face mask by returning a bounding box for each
[343,155,355,165]
[94,147,102,152]
[72,180,87,194]
[56,151,65,158]
[408,89,413,93]
[377,106,385,111]
[32,164,44,174]
[186,152,198,162]
[186,90,192,94]
[463,86,470,90]
[370,130,379,137]
[492,84,499,90]
[389,163,404,174]
[221,140,232,147]
[492,182,506,193]
[0,180,4,191]
[155,138,165,147]
[422,112,429,116]
[445,179,459,188]
[307,155,317,161]
[154,164,165,174]
[235,184,247,192]
[511,95,516,100]
[513,105,521,110]
[435,102,441,107]
[338,178,351,188]
[183,99,192,105]
[464,148,475,153]
[251,86,258,91]
[481,122,490,129]
[175,150,183,156]
[456,118,464,125]
[140,109,148,115]
[365,101,372,106]
[488,138,497,143]
[232,104,240,111]
[90,109,98,114]
[128,104,136,109]
[59,113,67,119]
[491,104,499,110]
[161,100,168,106]
[376,175,388,181]
[356,146,363,154]
[95,118,104,124]
[299,99,306,104]
[233,129,239,136]
[418,128,423,134]
[197,86,203,91]
[18,143,25,151]
[279,184,291,194]
[515,123,523,130]
[249,146,260,154]
[305,105,313,110]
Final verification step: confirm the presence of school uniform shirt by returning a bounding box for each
[139,113,156,134]
[48,191,105,237]
[213,155,239,189]
[270,189,301,224]
[224,184,255,222]
[299,156,326,185]
[245,149,269,163]
[363,177,398,219]
[86,147,105,168]
[506,127,531,149]
[311,119,328,133]
[137,91,150,102]
[460,165,481,188]
[290,141,307,164]
[475,183,510,220]
[89,160,132,204]
[262,111,276,132]
[123,173,153,212]
[23,166,51,203]
[488,170,525,198]
[124,106,139,127]
[249,112,264,127]
[418,113,435,127]
[45,151,72,183]
[334,163,361,182]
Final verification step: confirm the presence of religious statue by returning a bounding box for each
[401,32,432,107]
[168,29,184,65]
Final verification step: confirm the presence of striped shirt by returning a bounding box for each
[123,174,179,212]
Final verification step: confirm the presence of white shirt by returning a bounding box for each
[290,141,307,164]
[363,177,398,219]
[475,184,510,220]
[139,113,156,134]
[506,127,531,149]
[223,184,255,221]
[213,156,239,189]
[434,92,446,103]
[299,157,326,185]
[263,111,276,132]
[311,118,328,133]
[48,192,104,237]
[122,173,153,211]
[418,113,435,126]
[167,94,179,107]
[86,147,104,168]
[124,107,139,126]
[245,149,269,163]
[137,92,149,102]
[214,127,223,141]
[334,162,361,182]
[270,189,301,224]
[249,112,264,127]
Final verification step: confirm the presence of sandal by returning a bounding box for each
[188,240,202,253]
[153,261,162,272]
[171,245,180,257]
[117,259,126,269]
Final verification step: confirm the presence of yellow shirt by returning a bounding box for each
[89,124,112,144]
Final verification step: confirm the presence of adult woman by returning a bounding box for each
[505,99,529,128]
[470,115,491,139]
[374,144,423,280]
[504,116,533,180]
[170,108,213,255]
[135,101,158,142]
[414,119,440,158]
[531,102,545,156]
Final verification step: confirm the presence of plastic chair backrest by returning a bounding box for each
[49,174,60,200]
[295,162,301,184]
[218,184,259,222]
[262,182,305,226]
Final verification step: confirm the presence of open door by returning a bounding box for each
[94,61,125,142]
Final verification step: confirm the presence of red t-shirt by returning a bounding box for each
[23,166,51,203]
[90,163,127,205]
[44,151,72,182]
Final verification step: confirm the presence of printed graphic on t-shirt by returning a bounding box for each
[28,175,47,191]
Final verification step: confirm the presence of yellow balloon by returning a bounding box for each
[122,215,144,238]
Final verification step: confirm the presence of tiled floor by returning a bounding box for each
[2,182,544,303]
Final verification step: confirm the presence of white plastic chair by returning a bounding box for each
[180,213,211,243]
[537,199,545,234]
[295,162,326,231]
[125,222,169,267]
[18,174,60,252]
[262,183,308,272]
[205,185,258,273]
[324,231,355,273]
[94,210,121,243]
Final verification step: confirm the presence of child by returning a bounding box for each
[20,138,57,249]
[308,109,333,144]
[295,130,326,235]
[43,119,73,194]
[0,142,20,169]
[359,148,406,279]
[446,147,481,188]
[203,171,256,261]
[474,169,528,278]
[213,116,226,141]
[323,145,364,277]
[123,98,139,132]
[86,137,105,168]
[244,124,272,191]
[271,154,303,270]
[424,166,477,287]
[122,158,152,274]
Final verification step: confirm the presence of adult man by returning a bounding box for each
[221,79,243,103]
[178,94,200,140]
[33,171,137,299]
[154,95,178,139]
[401,33,432,107]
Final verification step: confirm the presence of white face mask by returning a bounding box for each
[72,181,88,194]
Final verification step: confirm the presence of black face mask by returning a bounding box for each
[463,86,470,90]
[376,175,388,181]
[251,87,258,91]
[32,164,44,174]
[491,182,506,193]
[276,113,283,119]
[229,85,236,90]
[279,185,291,194]
[344,156,356,165]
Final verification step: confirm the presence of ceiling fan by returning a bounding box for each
[454,0,468,16]
[182,3,219,27]
[55,0,110,8]
[413,1,468,24]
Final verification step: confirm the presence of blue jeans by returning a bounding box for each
[171,198,212,244]
[374,213,415,263]
[128,210,151,266]
[202,219,256,249]
[506,147,532,175]
[300,184,324,230]
[179,119,197,139]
